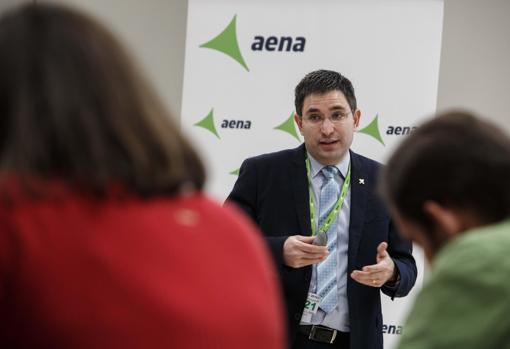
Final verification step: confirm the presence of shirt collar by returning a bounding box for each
[307,151,350,179]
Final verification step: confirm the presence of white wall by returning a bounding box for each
[54,0,188,120]
[1,0,188,120]
[437,0,510,132]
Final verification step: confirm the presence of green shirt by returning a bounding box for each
[397,219,510,349]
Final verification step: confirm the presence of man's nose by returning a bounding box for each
[321,118,335,135]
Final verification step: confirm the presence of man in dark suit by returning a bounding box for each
[226,70,417,349]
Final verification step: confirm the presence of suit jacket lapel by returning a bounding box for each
[348,150,369,271]
[290,144,312,236]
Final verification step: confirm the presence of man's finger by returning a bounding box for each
[297,235,316,244]
[296,256,328,267]
[351,270,385,279]
[377,242,388,258]
[362,264,384,273]
[301,255,326,263]
[350,271,386,287]
[352,270,387,281]
[298,241,329,254]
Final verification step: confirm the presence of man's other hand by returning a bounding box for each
[283,235,329,268]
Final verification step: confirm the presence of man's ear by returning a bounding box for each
[294,112,304,135]
[423,201,463,237]
[353,109,361,129]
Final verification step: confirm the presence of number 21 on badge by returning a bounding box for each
[300,293,321,323]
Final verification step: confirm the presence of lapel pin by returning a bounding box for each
[359,178,365,185]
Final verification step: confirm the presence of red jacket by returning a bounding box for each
[0,187,285,348]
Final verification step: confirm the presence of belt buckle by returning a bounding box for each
[309,325,338,344]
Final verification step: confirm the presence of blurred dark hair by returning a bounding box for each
[294,69,357,116]
[0,3,205,198]
[380,110,510,229]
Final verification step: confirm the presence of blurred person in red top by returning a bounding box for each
[0,3,285,349]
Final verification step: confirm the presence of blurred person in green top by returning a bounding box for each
[379,111,510,349]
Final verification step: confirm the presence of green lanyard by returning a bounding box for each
[306,157,351,236]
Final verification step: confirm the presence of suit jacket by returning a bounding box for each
[227,144,417,349]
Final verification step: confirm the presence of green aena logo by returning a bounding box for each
[200,15,306,71]
[194,109,251,140]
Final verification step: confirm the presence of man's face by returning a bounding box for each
[295,90,360,165]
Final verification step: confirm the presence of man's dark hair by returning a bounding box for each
[380,111,510,229]
[294,69,357,116]
[0,3,205,198]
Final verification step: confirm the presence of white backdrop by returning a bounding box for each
[181,1,443,348]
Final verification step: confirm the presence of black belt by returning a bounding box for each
[299,325,348,344]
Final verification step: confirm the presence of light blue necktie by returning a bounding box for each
[316,166,340,313]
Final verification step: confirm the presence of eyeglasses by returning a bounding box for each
[303,111,353,126]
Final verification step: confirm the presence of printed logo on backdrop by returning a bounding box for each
[382,323,403,335]
[200,15,306,72]
[194,108,252,140]
[251,36,306,52]
[358,114,385,145]
[193,108,251,177]
[200,15,249,71]
[354,114,416,145]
